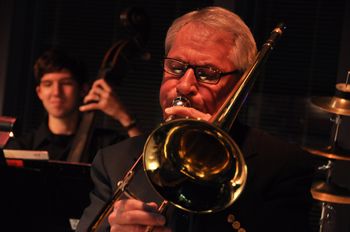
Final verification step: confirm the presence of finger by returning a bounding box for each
[111,208,166,226]
[146,202,159,210]
[92,79,112,93]
[92,88,103,101]
[88,81,104,99]
[109,200,165,225]
[114,199,158,213]
[110,224,172,232]
[91,79,104,89]
[83,90,100,104]
[91,84,113,103]
[97,79,112,92]
[164,106,211,121]
[79,102,99,112]
[110,224,146,232]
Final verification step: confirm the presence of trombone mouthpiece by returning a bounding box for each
[166,96,191,121]
[172,96,191,107]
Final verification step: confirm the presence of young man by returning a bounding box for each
[77,7,317,231]
[6,49,141,162]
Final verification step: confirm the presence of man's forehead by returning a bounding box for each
[169,23,234,68]
[41,71,74,81]
[180,22,231,41]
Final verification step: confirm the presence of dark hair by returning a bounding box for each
[33,48,86,85]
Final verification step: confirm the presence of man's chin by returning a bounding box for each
[48,110,73,119]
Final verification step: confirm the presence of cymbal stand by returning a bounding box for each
[305,72,350,231]
[317,113,342,232]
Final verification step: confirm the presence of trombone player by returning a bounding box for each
[78,6,317,232]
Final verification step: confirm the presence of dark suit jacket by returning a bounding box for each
[77,122,318,232]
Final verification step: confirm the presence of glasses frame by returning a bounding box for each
[162,57,241,85]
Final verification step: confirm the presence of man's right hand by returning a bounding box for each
[164,106,211,122]
[108,199,172,232]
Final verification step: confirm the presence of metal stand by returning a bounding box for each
[305,76,350,232]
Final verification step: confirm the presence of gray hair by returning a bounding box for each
[165,6,257,72]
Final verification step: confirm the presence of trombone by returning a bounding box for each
[88,22,286,231]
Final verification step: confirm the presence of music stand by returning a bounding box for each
[1,153,93,231]
[0,116,16,166]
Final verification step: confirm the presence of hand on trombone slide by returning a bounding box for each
[164,106,211,122]
[108,199,171,232]
[162,96,211,121]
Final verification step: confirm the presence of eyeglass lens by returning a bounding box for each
[164,58,221,84]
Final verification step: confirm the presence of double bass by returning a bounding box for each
[67,7,151,163]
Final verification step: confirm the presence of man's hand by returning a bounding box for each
[80,79,126,120]
[79,79,141,136]
[164,106,211,121]
[108,199,171,232]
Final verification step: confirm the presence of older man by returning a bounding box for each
[77,6,317,232]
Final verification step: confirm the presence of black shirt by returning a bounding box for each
[5,118,126,162]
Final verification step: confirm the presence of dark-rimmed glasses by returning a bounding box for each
[163,57,241,84]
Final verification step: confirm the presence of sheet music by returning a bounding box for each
[3,149,49,160]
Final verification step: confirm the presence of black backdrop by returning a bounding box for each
[2,0,350,231]
[3,0,349,146]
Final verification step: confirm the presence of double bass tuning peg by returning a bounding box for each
[119,7,150,43]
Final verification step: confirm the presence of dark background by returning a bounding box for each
[1,0,350,231]
[0,0,349,143]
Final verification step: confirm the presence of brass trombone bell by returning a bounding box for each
[143,118,247,213]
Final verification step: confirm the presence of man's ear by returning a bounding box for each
[36,85,43,100]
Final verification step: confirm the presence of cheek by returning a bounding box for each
[37,88,49,101]
[198,86,214,101]
[216,79,238,104]
[205,82,234,113]
[64,88,80,104]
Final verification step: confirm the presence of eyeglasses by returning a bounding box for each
[163,58,241,84]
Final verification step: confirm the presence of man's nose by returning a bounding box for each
[176,68,198,96]
[52,82,62,95]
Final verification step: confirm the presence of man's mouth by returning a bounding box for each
[172,96,191,107]
[50,100,64,106]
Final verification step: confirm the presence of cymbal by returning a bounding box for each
[336,83,350,93]
[311,96,350,116]
[311,181,350,204]
[302,146,350,161]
